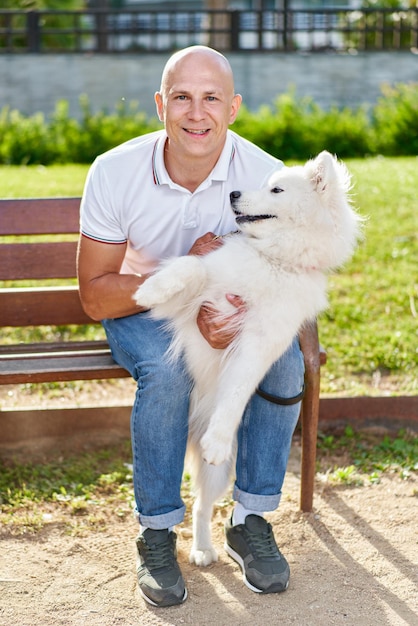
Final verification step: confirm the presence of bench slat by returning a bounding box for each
[0,339,130,383]
[0,355,130,384]
[0,241,78,280]
[0,340,109,356]
[0,198,81,235]
[0,286,93,326]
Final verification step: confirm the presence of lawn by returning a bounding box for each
[0,156,417,396]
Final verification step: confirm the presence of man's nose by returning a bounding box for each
[189,100,205,119]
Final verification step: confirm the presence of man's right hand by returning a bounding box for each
[188,232,223,257]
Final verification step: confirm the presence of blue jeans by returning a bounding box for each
[102,312,304,529]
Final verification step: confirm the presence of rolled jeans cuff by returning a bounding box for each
[232,485,282,512]
[135,504,186,530]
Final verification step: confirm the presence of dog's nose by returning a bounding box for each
[230,191,241,202]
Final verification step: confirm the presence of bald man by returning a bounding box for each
[78,46,304,608]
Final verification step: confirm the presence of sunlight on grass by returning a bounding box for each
[0,164,88,197]
[0,441,135,535]
[317,426,418,487]
[318,156,418,395]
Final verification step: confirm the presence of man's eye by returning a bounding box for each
[176,95,188,101]
[271,187,284,193]
[206,96,217,102]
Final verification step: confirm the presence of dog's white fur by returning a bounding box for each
[134,151,360,566]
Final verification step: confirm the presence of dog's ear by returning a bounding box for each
[309,151,336,194]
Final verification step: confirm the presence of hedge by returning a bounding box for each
[0,83,417,165]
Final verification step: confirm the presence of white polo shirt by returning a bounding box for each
[80,129,281,275]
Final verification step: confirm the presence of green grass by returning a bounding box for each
[0,163,88,197]
[1,429,416,535]
[318,426,418,482]
[0,440,134,535]
[319,156,418,395]
[0,156,417,395]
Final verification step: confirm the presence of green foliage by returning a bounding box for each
[1,1,84,8]
[1,83,418,165]
[233,93,374,160]
[0,97,161,165]
[1,428,415,529]
[318,427,418,482]
[0,1,86,51]
[372,83,418,156]
[0,108,57,165]
[0,441,132,508]
[318,156,418,394]
[233,93,320,161]
[343,1,416,50]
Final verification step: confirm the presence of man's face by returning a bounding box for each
[155,52,241,164]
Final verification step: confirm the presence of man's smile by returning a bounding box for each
[184,128,210,135]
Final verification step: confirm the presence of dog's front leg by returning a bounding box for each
[134,255,206,310]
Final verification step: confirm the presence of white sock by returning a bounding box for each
[140,525,174,534]
[232,503,264,526]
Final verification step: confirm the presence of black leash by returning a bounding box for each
[256,384,305,406]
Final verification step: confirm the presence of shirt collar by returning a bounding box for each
[152,130,235,188]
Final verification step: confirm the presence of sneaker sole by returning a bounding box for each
[224,541,289,594]
[139,586,188,608]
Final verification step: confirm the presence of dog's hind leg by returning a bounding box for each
[189,451,234,567]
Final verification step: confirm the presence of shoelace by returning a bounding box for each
[247,528,280,559]
[143,539,174,570]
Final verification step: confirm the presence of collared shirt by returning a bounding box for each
[80,129,281,275]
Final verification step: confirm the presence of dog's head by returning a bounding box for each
[230,151,361,270]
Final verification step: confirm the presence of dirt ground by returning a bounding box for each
[1,444,417,626]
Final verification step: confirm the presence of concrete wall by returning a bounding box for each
[1,51,417,119]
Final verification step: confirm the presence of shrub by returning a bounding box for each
[0,82,417,164]
[0,108,57,165]
[372,83,418,155]
[233,92,320,160]
[311,105,375,158]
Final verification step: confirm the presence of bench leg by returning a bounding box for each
[299,322,321,512]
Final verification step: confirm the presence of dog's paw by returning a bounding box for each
[189,545,218,567]
[200,430,233,466]
[134,256,204,308]
[134,275,181,308]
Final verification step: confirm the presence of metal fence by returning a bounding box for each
[1,7,417,54]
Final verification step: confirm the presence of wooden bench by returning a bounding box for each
[0,197,325,511]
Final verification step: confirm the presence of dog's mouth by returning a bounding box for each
[234,212,277,225]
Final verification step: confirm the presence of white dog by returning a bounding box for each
[134,150,360,566]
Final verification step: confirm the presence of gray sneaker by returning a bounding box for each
[225,514,290,594]
[136,528,187,607]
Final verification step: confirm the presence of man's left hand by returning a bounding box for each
[196,294,246,349]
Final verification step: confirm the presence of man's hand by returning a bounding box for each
[189,232,246,349]
[197,294,246,349]
[188,232,223,256]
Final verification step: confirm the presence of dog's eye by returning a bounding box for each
[271,187,284,194]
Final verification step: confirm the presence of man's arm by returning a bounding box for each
[77,235,149,321]
[77,232,245,347]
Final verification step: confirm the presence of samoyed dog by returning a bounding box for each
[134,150,360,566]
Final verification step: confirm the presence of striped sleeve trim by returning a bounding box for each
[81,231,127,245]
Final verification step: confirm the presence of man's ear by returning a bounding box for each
[229,93,242,124]
[154,92,164,122]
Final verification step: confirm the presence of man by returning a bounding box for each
[77,46,304,608]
